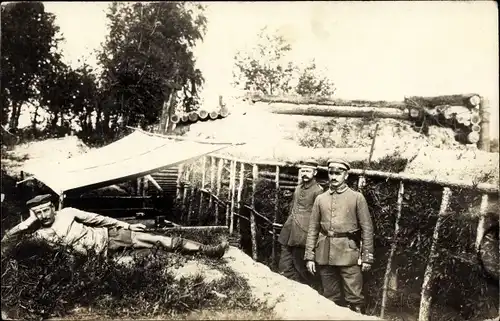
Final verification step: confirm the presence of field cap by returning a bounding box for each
[26,194,53,208]
[299,159,318,169]
[327,158,351,171]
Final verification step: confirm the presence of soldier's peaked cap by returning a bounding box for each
[299,159,318,168]
[327,158,351,171]
[26,194,53,208]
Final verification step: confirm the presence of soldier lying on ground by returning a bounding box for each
[1,194,229,259]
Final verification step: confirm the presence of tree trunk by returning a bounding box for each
[8,102,21,130]
[159,88,172,134]
[263,103,409,119]
[166,91,178,134]
[31,105,39,131]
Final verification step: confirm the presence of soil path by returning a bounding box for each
[224,247,382,320]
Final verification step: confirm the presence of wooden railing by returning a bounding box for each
[174,153,498,321]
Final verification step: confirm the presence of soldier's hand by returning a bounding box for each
[129,223,146,231]
[361,263,372,272]
[306,261,316,274]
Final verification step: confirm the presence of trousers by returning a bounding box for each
[317,264,364,306]
[279,245,322,293]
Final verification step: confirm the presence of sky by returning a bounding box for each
[40,1,499,138]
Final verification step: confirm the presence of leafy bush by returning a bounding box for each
[1,231,268,320]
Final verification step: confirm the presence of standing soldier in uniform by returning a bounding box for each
[305,159,374,314]
[278,159,324,292]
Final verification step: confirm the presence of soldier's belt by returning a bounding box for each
[320,230,359,238]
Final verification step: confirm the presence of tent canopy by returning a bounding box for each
[22,129,241,195]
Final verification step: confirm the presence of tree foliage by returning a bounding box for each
[295,59,336,98]
[233,27,296,96]
[232,27,336,99]
[97,2,207,133]
[1,2,62,130]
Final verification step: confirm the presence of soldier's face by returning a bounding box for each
[299,167,316,182]
[31,203,56,226]
[328,167,348,188]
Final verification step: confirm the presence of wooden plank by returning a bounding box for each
[229,160,237,234]
[212,155,498,193]
[272,165,280,267]
[176,164,184,201]
[236,162,245,239]
[198,156,207,219]
[145,175,163,192]
[209,156,216,211]
[380,181,405,318]
[418,187,452,321]
[251,164,259,260]
[215,158,224,225]
[226,160,236,227]
[475,194,489,251]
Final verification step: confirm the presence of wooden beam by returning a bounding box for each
[211,154,498,193]
[226,160,236,227]
[209,157,216,211]
[475,194,489,251]
[215,158,224,225]
[236,162,245,239]
[229,160,237,234]
[198,156,207,219]
[251,164,259,260]
[272,165,280,267]
[478,96,491,151]
[418,187,452,321]
[380,181,405,318]
[176,164,184,201]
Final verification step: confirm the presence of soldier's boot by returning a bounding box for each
[347,303,365,315]
[200,241,229,259]
[177,238,229,259]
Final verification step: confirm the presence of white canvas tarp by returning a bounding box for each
[22,129,240,195]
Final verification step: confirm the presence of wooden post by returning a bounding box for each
[142,176,148,208]
[475,194,489,251]
[182,164,191,207]
[226,160,236,227]
[198,156,207,219]
[380,181,405,318]
[478,96,491,151]
[176,164,184,201]
[236,162,245,239]
[187,164,195,223]
[209,157,216,211]
[251,164,259,260]
[58,193,64,211]
[215,158,224,225]
[272,165,280,267]
[418,187,452,321]
[229,161,237,234]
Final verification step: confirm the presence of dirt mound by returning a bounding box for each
[404,147,499,185]
[2,135,89,177]
[224,247,381,320]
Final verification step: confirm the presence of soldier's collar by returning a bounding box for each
[301,179,316,189]
[329,184,348,194]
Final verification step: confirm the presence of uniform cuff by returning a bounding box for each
[362,253,374,264]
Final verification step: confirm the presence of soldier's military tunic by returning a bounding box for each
[305,185,374,305]
[278,179,323,287]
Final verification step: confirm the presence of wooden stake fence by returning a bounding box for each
[236,162,245,238]
[209,157,216,210]
[172,154,497,321]
[272,165,280,267]
[215,158,224,225]
[380,181,405,318]
[251,164,259,260]
[475,194,489,251]
[198,157,207,218]
[418,187,452,321]
[229,160,237,234]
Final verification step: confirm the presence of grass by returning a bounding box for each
[1,234,273,321]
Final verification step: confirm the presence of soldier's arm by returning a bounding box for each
[71,208,130,229]
[304,196,321,261]
[356,192,374,264]
[1,214,38,255]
